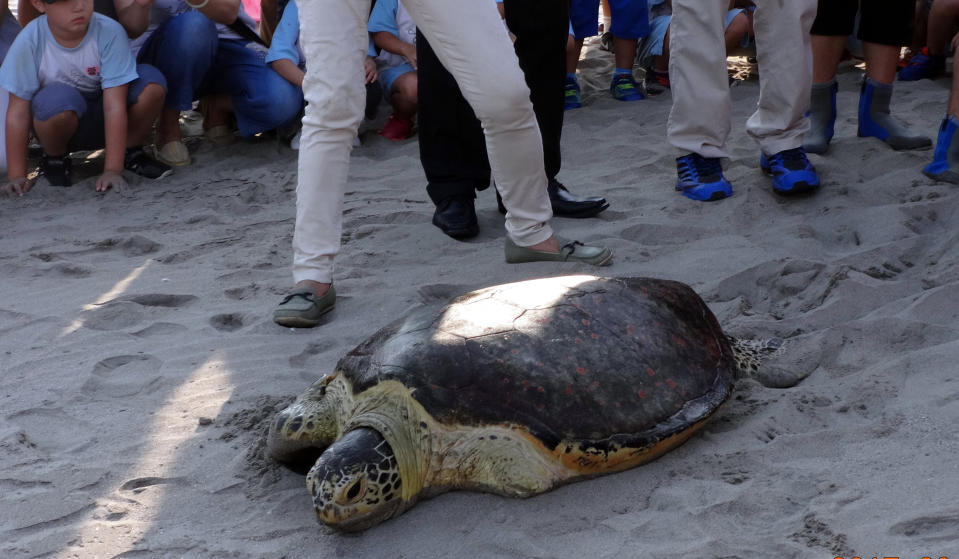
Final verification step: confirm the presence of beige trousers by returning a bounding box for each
[667,0,818,158]
[291,0,553,284]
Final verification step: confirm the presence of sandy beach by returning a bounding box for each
[2,45,958,558]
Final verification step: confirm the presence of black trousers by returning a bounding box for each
[810,0,915,46]
[416,0,570,205]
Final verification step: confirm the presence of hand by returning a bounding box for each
[2,176,32,197]
[403,44,417,70]
[364,57,378,84]
[96,170,128,193]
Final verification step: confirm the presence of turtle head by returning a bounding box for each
[307,427,407,531]
[268,375,342,470]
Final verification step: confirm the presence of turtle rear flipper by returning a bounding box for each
[727,336,809,388]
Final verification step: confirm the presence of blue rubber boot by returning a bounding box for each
[803,80,837,154]
[923,115,959,184]
[761,147,820,194]
[858,77,932,150]
[675,153,732,201]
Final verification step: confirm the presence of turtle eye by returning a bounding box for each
[336,474,368,505]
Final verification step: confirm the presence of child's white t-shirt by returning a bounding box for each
[0,13,138,100]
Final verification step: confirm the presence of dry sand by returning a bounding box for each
[2,48,958,558]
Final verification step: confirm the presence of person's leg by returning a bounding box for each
[505,0,607,217]
[900,0,959,80]
[805,0,854,154]
[608,0,647,101]
[389,71,417,121]
[123,65,173,180]
[924,53,959,182]
[723,10,750,54]
[858,0,931,150]
[416,28,487,239]
[31,83,87,186]
[125,65,167,148]
[137,11,218,164]
[749,0,820,193]
[402,0,556,248]
[286,0,370,308]
[206,38,304,137]
[378,68,417,140]
[667,0,732,201]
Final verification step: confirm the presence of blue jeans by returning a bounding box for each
[32,64,166,150]
[138,11,303,136]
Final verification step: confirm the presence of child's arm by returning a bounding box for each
[4,93,32,196]
[16,0,41,27]
[195,0,242,26]
[364,56,377,84]
[269,59,304,87]
[97,84,129,192]
[373,31,416,69]
[113,0,155,39]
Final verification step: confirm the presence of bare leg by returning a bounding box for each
[862,41,898,84]
[126,83,166,147]
[566,37,584,74]
[613,37,637,69]
[950,53,959,118]
[723,12,750,53]
[389,72,418,121]
[811,34,846,83]
[156,108,182,145]
[34,111,78,155]
[928,0,959,55]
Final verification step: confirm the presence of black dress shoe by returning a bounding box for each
[432,196,479,239]
[495,179,609,218]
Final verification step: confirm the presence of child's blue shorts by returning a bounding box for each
[31,64,167,151]
[570,0,649,40]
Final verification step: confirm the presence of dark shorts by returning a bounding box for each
[31,64,166,150]
[810,0,915,46]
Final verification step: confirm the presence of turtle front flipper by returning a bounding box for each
[268,374,352,471]
[727,336,809,388]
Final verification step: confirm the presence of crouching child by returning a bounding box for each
[1,0,169,196]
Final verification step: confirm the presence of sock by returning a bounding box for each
[566,72,578,82]
[613,68,632,77]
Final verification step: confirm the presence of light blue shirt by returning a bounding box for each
[0,13,137,100]
[265,0,303,66]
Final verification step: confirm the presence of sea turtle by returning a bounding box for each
[268,275,799,531]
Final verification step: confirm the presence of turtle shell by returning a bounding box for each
[336,276,735,452]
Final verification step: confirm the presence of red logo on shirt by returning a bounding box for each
[86,66,100,76]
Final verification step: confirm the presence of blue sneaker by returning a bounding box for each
[675,153,732,201]
[760,147,820,194]
[610,73,644,102]
[898,47,946,82]
[564,75,582,110]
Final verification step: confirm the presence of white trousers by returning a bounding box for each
[292,0,553,284]
[667,0,817,158]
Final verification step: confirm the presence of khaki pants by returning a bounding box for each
[292,0,553,284]
[667,0,818,158]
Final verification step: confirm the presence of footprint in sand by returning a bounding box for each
[81,294,196,331]
[210,313,245,332]
[82,354,163,398]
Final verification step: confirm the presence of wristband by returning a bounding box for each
[185,0,210,9]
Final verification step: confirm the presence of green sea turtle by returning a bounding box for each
[268,275,798,531]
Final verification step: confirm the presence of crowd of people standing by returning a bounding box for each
[0,0,955,328]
